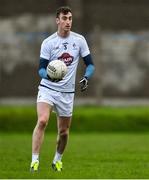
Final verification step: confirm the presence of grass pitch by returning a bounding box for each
[0,133,149,179]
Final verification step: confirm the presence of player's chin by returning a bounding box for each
[65,27,71,31]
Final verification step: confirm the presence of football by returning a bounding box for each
[47,60,68,80]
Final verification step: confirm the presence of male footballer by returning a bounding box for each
[30,6,95,172]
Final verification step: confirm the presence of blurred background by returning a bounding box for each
[0,0,149,105]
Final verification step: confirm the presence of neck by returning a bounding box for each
[57,30,70,38]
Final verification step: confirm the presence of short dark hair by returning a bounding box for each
[56,6,72,18]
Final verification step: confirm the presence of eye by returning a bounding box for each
[62,16,67,20]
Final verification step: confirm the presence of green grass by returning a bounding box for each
[1,106,149,132]
[1,133,149,179]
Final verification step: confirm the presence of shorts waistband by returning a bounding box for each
[39,84,75,93]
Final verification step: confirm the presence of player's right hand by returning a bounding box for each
[47,74,62,82]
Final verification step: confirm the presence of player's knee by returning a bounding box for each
[59,128,69,138]
[37,115,48,129]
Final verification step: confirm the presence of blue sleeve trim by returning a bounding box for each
[82,54,95,79]
[39,57,49,69]
[38,68,48,79]
[84,64,95,79]
[82,54,94,66]
[38,58,49,79]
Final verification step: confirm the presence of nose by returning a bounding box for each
[66,19,70,24]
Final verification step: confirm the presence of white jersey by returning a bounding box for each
[39,31,90,92]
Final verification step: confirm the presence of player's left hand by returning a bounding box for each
[79,77,88,91]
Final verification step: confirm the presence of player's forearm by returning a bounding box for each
[38,58,49,79]
[83,54,95,79]
[84,64,95,79]
[38,68,49,79]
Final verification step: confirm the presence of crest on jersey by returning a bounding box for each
[58,53,74,66]
[73,43,77,50]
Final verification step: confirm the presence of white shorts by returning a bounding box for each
[37,86,75,117]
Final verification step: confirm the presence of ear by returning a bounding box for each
[56,18,59,25]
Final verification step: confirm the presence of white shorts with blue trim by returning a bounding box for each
[37,86,74,117]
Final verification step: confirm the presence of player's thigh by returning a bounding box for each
[55,92,74,117]
[37,102,53,123]
[57,116,72,133]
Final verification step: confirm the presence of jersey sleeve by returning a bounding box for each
[79,36,90,58]
[40,40,51,60]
